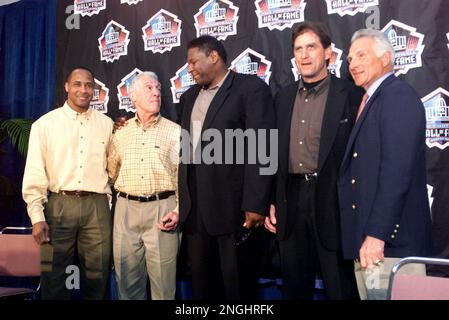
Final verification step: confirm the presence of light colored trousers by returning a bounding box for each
[113,195,181,300]
[354,257,426,300]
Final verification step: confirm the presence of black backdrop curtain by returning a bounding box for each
[54,0,449,275]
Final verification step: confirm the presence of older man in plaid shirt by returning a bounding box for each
[107,71,181,300]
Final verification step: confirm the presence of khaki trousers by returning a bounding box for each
[41,193,112,300]
[354,257,426,300]
[113,195,181,300]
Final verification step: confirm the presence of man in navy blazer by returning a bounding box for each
[338,29,432,299]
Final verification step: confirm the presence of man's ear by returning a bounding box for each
[324,46,332,62]
[64,82,69,93]
[382,51,392,68]
[129,90,135,103]
[209,50,219,64]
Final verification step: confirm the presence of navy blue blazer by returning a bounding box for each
[338,74,431,259]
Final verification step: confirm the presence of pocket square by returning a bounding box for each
[339,118,349,123]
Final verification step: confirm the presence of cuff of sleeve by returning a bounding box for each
[364,227,390,244]
[29,210,46,225]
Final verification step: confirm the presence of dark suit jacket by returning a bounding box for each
[178,71,275,236]
[338,74,432,259]
[274,75,363,251]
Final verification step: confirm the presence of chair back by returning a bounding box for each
[388,256,449,300]
[0,233,40,277]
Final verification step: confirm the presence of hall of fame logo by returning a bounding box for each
[120,0,143,5]
[142,9,182,54]
[381,20,425,76]
[291,43,343,81]
[324,0,378,17]
[74,0,106,17]
[170,63,197,104]
[230,48,272,85]
[194,0,239,40]
[117,68,143,113]
[422,87,449,150]
[98,20,130,63]
[90,78,109,114]
[255,0,306,31]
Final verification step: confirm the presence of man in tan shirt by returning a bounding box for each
[107,71,181,300]
[22,67,113,299]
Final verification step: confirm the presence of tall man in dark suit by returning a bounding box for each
[264,22,361,300]
[178,35,275,299]
[338,29,431,299]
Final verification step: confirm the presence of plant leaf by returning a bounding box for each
[0,119,33,157]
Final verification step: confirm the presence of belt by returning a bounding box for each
[118,191,175,202]
[60,190,96,197]
[290,172,318,181]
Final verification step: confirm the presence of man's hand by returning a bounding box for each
[264,204,277,234]
[243,211,265,229]
[113,116,129,132]
[32,221,50,244]
[158,211,179,231]
[359,235,385,268]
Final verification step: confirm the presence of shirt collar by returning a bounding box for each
[298,74,330,95]
[134,113,161,129]
[366,72,394,100]
[202,70,230,91]
[62,101,92,120]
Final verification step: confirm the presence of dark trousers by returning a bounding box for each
[185,166,259,300]
[278,175,358,300]
[41,193,112,300]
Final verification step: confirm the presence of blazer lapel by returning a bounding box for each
[279,82,299,180]
[201,71,234,131]
[340,74,396,172]
[317,76,347,173]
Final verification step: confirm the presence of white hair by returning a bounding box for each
[128,71,159,99]
[351,28,395,69]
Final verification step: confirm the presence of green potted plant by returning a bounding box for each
[0,116,33,208]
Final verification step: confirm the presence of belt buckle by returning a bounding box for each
[304,173,316,181]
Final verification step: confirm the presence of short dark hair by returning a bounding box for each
[187,35,227,63]
[292,21,332,50]
[65,66,95,83]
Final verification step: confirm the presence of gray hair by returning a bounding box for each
[351,29,395,69]
[128,71,159,99]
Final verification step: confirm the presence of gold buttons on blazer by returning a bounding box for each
[353,152,358,158]
[352,204,356,210]
[351,179,356,184]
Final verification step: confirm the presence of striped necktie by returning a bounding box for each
[356,93,369,121]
